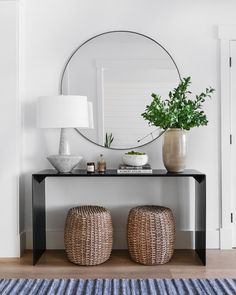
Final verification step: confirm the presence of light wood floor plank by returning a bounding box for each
[0,250,235,279]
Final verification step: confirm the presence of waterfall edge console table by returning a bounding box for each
[32,169,206,266]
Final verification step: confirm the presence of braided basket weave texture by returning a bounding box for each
[127,205,175,265]
[64,206,113,266]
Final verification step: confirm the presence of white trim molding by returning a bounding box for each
[219,25,236,40]
[0,0,21,257]
[218,25,236,249]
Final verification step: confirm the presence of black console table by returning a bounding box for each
[32,169,206,265]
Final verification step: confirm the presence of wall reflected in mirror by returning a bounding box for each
[61,31,180,149]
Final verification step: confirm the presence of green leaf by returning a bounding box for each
[141,77,215,130]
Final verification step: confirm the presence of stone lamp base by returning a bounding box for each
[47,155,83,173]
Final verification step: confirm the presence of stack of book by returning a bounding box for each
[117,164,153,174]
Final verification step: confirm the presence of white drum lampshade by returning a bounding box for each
[37,95,94,173]
[37,95,90,128]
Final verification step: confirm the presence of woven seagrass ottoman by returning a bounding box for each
[127,205,175,265]
[64,205,113,266]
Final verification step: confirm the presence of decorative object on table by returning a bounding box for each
[104,132,114,148]
[87,162,95,174]
[64,205,113,266]
[37,95,93,173]
[141,77,215,172]
[117,163,152,174]
[163,128,187,172]
[122,151,148,167]
[127,205,176,265]
[47,155,83,174]
[97,154,106,173]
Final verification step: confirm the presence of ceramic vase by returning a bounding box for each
[162,128,187,172]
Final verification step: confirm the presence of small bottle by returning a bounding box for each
[87,162,95,174]
[97,154,106,173]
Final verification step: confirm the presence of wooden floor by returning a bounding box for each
[0,250,236,279]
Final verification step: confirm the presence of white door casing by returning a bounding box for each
[230,41,236,247]
[219,25,236,249]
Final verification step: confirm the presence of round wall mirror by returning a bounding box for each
[61,31,181,150]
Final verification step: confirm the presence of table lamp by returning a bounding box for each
[37,95,93,173]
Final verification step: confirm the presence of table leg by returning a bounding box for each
[195,175,206,265]
[32,176,46,265]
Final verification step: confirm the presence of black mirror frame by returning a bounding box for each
[60,30,181,150]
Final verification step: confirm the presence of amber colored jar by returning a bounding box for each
[97,154,106,173]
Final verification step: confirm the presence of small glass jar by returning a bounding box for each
[97,154,106,173]
[87,162,95,173]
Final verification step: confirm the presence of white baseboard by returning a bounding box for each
[207,229,220,249]
[25,229,220,250]
[220,227,232,249]
[0,233,21,257]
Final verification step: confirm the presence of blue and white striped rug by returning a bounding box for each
[0,278,235,294]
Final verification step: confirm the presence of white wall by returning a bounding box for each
[0,0,20,257]
[20,0,236,251]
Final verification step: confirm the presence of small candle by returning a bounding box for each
[87,162,95,173]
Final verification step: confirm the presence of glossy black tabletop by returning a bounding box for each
[33,169,205,177]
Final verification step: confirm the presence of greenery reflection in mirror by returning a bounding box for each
[61,31,180,149]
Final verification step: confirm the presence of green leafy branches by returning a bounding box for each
[104,132,114,148]
[141,77,215,130]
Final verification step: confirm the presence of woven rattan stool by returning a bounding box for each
[127,205,175,265]
[64,205,113,266]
